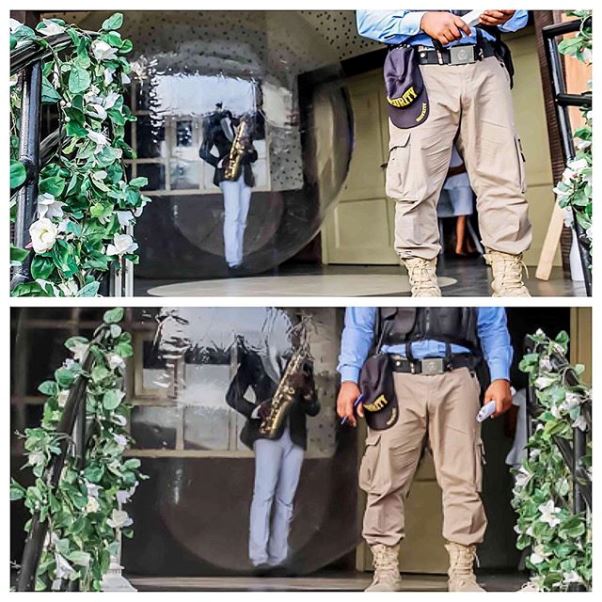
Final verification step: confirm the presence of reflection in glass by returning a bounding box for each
[66,10,353,278]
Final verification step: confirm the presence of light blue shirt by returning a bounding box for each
[356,10,528,47]
[337,307,512,383]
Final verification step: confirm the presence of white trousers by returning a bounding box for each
[249,427,304,567]
[219,176,252,268]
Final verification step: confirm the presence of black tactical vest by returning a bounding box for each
[378,308,481,355]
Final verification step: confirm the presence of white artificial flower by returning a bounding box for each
[85,496,100,514]
[563,571,583,585]
[104,91,120,109]
[116,486,136,505]
[121,72,131,85]
[28,451,45,467]
[106,233,138,256]
[59,280,79,297]
[568,158,588,172]
[37,192,64,220]
[538,357,553,372]
[39,19,65,36]
[86,482,101,498]
[515,467,531,488]
[114,433,128,448]
[9,18,23,33]
[103,68,115,86]
[57,389,70,408]
[108,353,126,371]
[54,554,75,579]
[92,40,118,62]
[529,547,546,565]
[90,104,107,121]
[538,500,561,528]
[107,509,133,529]
[562,392,582,412]
[116,211,135,228]
[87,129,109,152]
[535,376,556,390]
[29,218,58,253]
[572,415,587,431]
[84,85,101,104]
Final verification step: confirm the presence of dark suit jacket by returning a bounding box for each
[199,113,258,187]
[225,350,320,450]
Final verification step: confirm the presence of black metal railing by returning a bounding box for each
[16,337,99,592]
[541,18,592,296]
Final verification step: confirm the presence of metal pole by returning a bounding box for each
[12,60,42,289]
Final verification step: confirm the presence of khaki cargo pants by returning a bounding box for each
[386,56,532,260]
[360,368,487,547]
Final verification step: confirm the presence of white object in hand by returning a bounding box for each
[460,10,484,27]
[477,400,496,422]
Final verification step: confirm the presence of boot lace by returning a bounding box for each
[406,260,439,294]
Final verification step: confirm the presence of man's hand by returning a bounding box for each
[336,381,363,427]
[420,12,472,45]
[479,10,516,27]
[483,379,512,418]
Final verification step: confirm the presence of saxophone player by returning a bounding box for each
[225,339,320,573]
[199,107,258,273]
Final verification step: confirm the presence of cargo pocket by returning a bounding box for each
[515,136,527,193]
[359,432,382,493]
[386,131,412,200]
[475,439,486,492]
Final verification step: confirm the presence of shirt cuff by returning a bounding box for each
[339,365,361,384]
[488,360,510,382]
[404,11,427,36]
[251,406,261,419]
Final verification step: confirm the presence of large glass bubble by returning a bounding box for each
[122,307,361,576]
[67,11,352,279]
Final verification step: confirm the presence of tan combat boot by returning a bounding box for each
[484,249,531,297]
[446,542,485,592]
[365,544,403,592]
[402,257,442,297]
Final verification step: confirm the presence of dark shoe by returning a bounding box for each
[251,563,273,576]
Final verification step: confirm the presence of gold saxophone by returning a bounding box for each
[223,117,251,181]
[259,331,310,439]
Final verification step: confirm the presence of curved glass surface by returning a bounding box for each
[127,307,360,574]
[74,11,353,279]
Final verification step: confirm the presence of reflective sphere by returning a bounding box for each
[76,11,352,279]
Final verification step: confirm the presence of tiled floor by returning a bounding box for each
[129,571,528,592]
[137,256,586,297]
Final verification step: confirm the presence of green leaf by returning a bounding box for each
[68,65,91,94]
[102,389,123,410]
[10,244,29,264]
[101,13,124,31]
[128,176,148,189]
[77,281,100,297]
[103,307,124,324]
[38,380,59,396]
[30,255,55,281]
[41,75,61,104]
[39,175,65,197]
[10,160,27,190]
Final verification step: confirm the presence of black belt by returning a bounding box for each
[416,42,497,65]
[389,353,477,375]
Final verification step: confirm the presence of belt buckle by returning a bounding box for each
[449,45,476,65]
[421,358,445,375]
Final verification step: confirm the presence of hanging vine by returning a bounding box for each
[11,308,146,591]
[513,329,591,592]
[10,14,149,297]
[553,10,592,260]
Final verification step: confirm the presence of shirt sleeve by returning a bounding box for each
[356,10,426,44]
[498,10,529,33]
[337,307,377,383]
[477,307,513,382]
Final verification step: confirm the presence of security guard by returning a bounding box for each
[356,10,532,297]
[336,307,513,591]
